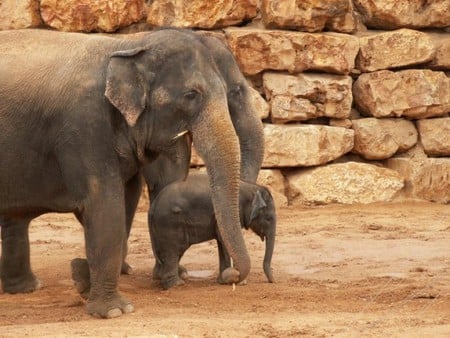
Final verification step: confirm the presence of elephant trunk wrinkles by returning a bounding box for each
[192,102,250,283]
[263,229,275,283]
[234,104,265,183]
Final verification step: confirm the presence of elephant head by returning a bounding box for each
[105,29,249,282]
[245,186,276,283]
[142,31,265,200]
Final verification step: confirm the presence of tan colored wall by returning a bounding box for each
[1,0,449,206]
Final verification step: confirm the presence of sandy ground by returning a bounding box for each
[0,201,449,337]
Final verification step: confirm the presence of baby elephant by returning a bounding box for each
[149,172,276,290]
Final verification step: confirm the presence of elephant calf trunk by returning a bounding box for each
[263,233,275,283]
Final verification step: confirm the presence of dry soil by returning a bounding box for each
[1,201,449,337]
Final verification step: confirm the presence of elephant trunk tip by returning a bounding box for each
[263,264,275,283]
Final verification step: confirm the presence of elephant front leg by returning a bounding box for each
[0,217,41,293]
[122,174,144,275]
[80,199,134,318]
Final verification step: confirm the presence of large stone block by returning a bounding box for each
[287,162,404,205]
[40,0,146,32]
[0,0,41,30]
[262,124,354,167]
[417,117,450,156]
[261,0,357,33]
[353,69,450,119]
[263,72,353,123]
[354,0,450,29]
[249,86,270,120]
[146,0,258,28]
[387,158,450,204]
[428,33,450,70]
[356,29,436,72]
[225,28,359,75]
[352,118,418,160]
[257,169,288,208]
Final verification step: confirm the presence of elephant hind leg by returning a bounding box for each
[0,217,41,293]
[159,254,186,290]
[71,258,90,299]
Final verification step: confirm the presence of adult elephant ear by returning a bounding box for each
[105,48,154,127]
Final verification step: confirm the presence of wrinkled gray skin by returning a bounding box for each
[0,29,247,318]
[150,173,276,290]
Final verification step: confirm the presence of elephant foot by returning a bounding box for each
[71,258,90,299]
[87,292,134,319]
[178,265,188,280]
[217,267,240,284]
[161,276,185,290]
[121,261,133,275]
[152,264,161,281]
[1,274,42,294]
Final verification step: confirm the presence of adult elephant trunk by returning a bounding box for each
[191,100,250,283]
[263,228,275,283]
[232,99,264,183]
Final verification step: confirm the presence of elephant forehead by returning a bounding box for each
[153,86,171,105]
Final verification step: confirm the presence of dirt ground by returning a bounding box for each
[1,201,449,337]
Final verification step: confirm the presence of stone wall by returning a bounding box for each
[1,0,449,207]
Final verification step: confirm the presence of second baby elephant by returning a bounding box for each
[149,173,276,290]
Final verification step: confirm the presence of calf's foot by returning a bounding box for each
[161,275,185,290]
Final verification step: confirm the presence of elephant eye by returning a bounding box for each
[184,89,199,101]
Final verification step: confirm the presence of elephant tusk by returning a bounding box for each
[231,257,236,291]
[172,130,189,141]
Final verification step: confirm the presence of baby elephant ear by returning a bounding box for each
[250,190,267,223]
[105,48,153,127]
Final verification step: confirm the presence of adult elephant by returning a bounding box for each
[0,29,247,318]
[116,31,265,282]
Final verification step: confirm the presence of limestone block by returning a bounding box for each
[225,28,359,75]
[356,29,436,72]
[352,118,418,160]
[387,158,450,204]
[146,0,258,28]
[327,0,361,33]
[330,119,352,128]
[354,0,450,29]
[261,0,357,33]
[257,169,288,208]
[428,33,450,70]
[417,117,450,156]
[353,69,450,119]
[395,143,428,161]
[287,162,404,205]
[40,0,146,32]
[0,0,41,30]
[262,124,354,167]
[249,86,270,120]
[263,72,353,123]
